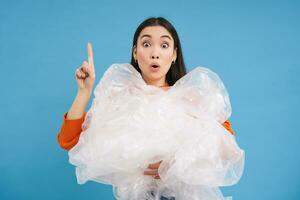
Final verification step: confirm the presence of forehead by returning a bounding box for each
[138,26,173,41]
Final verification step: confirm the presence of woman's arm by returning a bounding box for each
[57,111,86,150]
[57,91,91,150]
[57,43,96,150]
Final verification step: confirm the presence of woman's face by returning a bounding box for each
[133,25,177,87]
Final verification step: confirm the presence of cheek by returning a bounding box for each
[137,48,149,62]
[136,49,149,72]
[163,49,174,58]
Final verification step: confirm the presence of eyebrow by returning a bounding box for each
[140,34,172,41]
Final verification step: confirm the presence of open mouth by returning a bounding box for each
[149,63,160,72]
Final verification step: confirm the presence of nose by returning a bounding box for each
[150,46,160,59]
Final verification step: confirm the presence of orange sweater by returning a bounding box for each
[57,112,235,150]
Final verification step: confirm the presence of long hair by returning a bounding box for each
[130,17,187,86]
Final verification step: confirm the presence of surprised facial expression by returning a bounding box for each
[133,26,177,86]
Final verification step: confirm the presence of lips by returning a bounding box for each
[149,63,160,72]
[150,63,160,68]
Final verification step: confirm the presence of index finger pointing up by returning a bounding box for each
[87,42,94,69]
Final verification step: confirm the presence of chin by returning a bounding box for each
[150,72,165,78]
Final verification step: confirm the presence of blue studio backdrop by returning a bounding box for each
[0,0,299,199]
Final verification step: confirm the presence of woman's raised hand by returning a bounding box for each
[75,42,96,93]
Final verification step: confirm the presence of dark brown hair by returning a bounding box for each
[130,17,186,86]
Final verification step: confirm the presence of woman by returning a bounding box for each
[57,17,240,200]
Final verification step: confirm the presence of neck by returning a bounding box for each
[142,75,169,88]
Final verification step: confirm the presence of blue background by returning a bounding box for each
[1,0,299,199]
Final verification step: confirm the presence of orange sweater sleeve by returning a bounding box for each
[222,120,234,135]
[57,112,234,151]
[57,112,87,150]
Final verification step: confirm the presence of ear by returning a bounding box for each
[133,45,137,60]
[173,47,177,61]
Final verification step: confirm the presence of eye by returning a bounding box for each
[161,43,169,48]
[142,42,151,47]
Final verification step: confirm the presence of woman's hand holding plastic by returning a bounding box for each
[144,160,163,179]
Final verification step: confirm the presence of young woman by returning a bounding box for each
[57,17,243,200]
